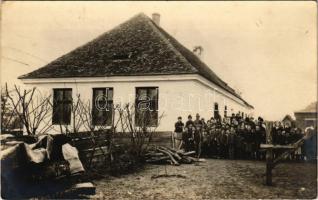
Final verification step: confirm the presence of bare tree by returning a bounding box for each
[4,84,53,136]
[76,98,114,168]
[115,103,165,157]
[1,85,22,132]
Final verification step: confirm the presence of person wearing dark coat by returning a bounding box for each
[193,113,203,130]
[174,116,184,149]
[192,113,203,157]
[254,125,262,160]
[228,126,236,159]
[210,126,218,158]
[277,122,284,145]
[175,117,184,133]
[244,125,253,159]
[201,120,211,156]
[182,124,195,152]
[186,115,194,128]
[230,113,236,124]
[194,127,202,158]
[219,128,228,158]
[235,129,244,159]
[271,124,278,145]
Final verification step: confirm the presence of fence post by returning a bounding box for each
[266,148,273,185]
[265,122,273,186]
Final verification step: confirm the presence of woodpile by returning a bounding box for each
[145,146,198,165]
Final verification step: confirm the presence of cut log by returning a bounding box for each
[166,147,179,153]
[187,156,205,162]
[181,151,196,156]
[145,152,165,157]
[146,156,170,163]
[157,148,180,165]
[181,157,193,164]
[166,147,189,157]
[145,146,200,166]
[159,146,182,161]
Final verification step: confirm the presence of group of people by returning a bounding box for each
[173,112,305,160]
[271,121,303,145]
[270,121,305,160]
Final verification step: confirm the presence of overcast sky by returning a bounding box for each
[1,1,317,120]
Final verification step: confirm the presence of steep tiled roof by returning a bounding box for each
[295,102,317,113]
[19,13,253,108]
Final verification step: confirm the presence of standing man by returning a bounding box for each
[194,113,203,158]
[194,126,202,158]
[173,116,184,149]
[194,113,203,130]
[228,126,236,159]
[183,123,195,152]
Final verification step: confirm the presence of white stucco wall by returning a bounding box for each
[21,74,253,134]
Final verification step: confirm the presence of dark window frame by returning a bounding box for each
[92,87,114,126]
[224,105,227,117]
[52,88,72,125]
[135,87,159,127]
[214,102,219,119]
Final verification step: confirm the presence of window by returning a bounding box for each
[224,105,227,117]
[92,88,113,126]
[214,103,219,118]
[53,89,72,125]
[135,87,158,127]
[112,52,133,62]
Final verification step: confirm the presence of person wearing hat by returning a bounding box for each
[173,116,184,150]
[193,113,204,158]
[194,113,203,130]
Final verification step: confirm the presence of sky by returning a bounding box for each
[1,1,317,120]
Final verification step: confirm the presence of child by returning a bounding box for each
[174,116,184,149]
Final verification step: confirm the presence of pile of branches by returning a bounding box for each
[145,146,198,165]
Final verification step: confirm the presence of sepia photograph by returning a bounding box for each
[1,1,317,199]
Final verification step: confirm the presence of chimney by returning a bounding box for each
[193,46,204,60]
[152,13,160,26]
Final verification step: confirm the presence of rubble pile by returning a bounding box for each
[0,134,95,198]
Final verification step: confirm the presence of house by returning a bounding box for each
[19,13,253,133]
[294,102,317,131]
[282,114,295,127]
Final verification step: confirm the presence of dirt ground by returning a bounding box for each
[89,159,317,199]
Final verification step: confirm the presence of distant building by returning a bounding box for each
[282,114,295,127]
[294,102,317,131]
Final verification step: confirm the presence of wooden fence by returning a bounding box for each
[69,131,173,169]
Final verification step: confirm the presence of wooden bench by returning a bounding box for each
[261,138,304,185]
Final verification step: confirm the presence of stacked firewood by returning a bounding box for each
[145,146,198,165]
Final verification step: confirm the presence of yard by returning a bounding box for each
[89,159,317,199]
